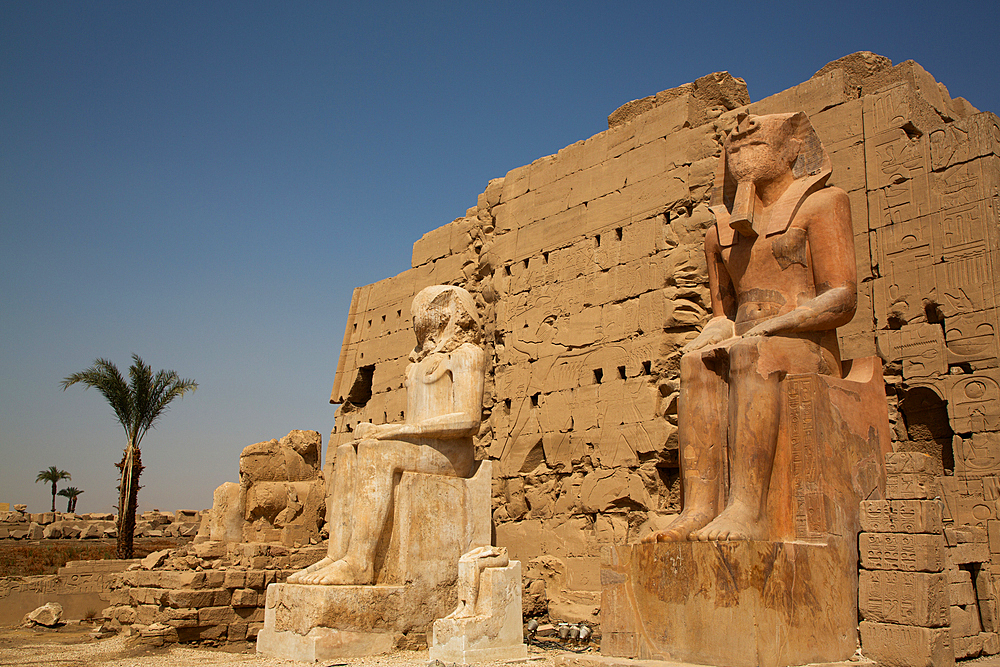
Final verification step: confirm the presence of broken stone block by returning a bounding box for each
[23,602,63,627]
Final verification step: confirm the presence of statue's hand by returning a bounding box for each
[743,313,793,338]
[682,317,736,353]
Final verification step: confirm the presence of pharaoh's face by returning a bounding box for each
[725,115,799,184]
[413,299,450,346]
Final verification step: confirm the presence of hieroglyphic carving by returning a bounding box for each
[930,113,1000,172]
[866,128,933,230]
[948,371,1000,433]
[873,219,936,324]
[954,432,1000,477]
[860,533,945,571]
[877,323,947,379]
[787,375,827,538]
[860,499,943,533]
[860,569,948,626]
[946,310,1000,367]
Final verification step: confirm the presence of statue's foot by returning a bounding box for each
[445,601,472,620]
[640,510,715,543]
[295,557,372,585]
[287,556,333,584]
[690,504,764,542]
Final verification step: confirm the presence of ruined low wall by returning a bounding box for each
[0,509,204,541]
[102,541,324,643]
[0,559,137,626]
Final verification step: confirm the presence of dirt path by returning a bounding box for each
[0,624,564,667]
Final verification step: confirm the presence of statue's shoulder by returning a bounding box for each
[795,185,851,228]
[450,342,485,360]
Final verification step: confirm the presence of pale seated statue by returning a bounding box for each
[645,112,858,543]
[289,284,486,585]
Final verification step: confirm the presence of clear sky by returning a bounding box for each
[3,1,998,516]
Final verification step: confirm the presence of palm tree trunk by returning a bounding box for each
[50,482,56,512]
[115,445,143,559]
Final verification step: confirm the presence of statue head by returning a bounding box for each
[410,285,481,361]
[710,111,831,240]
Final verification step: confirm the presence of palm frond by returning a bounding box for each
[61,359,133,437]
[35,466,71,483]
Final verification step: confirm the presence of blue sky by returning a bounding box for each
[2,1,998,515]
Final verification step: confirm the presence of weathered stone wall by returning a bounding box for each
[197,430,326,547]
[0,559,137,626]
[0,508,203,541]
[327,52,999,625]
[102,541,324,643]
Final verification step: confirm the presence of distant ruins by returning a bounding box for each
[328,51,1000,662]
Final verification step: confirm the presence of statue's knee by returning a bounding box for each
[680,351,707,378]
[728,338,761,373]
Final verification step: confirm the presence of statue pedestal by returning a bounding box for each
[601,540,858,667]
[257,583,428,661]
[429,561,528,664]
[257,461,492,661]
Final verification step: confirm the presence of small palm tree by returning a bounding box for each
[61,354,197,558]
[57,487,84,513]
[35,466,71,512]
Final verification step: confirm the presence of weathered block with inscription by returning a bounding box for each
[886,473,939,500]
[861,499,944,533]
[860,533,946,571]
[860,570,949,626]
[0,559,138,625]
[860,621,955,667]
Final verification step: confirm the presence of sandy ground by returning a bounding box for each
[0,623,570,667]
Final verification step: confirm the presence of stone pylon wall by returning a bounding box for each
[327,52,1000,623]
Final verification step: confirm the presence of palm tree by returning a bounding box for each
[57,487,84,513]
[35,466,71,512]
[61,354,197,558]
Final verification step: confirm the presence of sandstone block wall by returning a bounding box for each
[0,508,203,541]
[102,541,325,643]
[327,52,999,624]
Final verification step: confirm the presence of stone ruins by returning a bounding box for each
[198,429,326,546]
[323,50,999,664]
[6,51,997,665]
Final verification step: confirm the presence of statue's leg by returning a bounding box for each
[644,350,727,542]
[287,442,356,583]
[446,546,510,619]
[295,439,472,585]
[296,439,407,585]
[693,338,780,541]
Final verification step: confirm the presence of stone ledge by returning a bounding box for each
[554,653,876,667]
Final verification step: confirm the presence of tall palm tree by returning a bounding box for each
[35,466,71,512]
[61,354,197,558]
[57,487,84,513]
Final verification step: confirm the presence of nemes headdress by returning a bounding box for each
[709,111,831,247]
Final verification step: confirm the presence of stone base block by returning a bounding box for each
[430,562,528,664]
[859,621,955,667]
[257,582,448,661]
[602,540,858,667]
[257,625,398,662]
